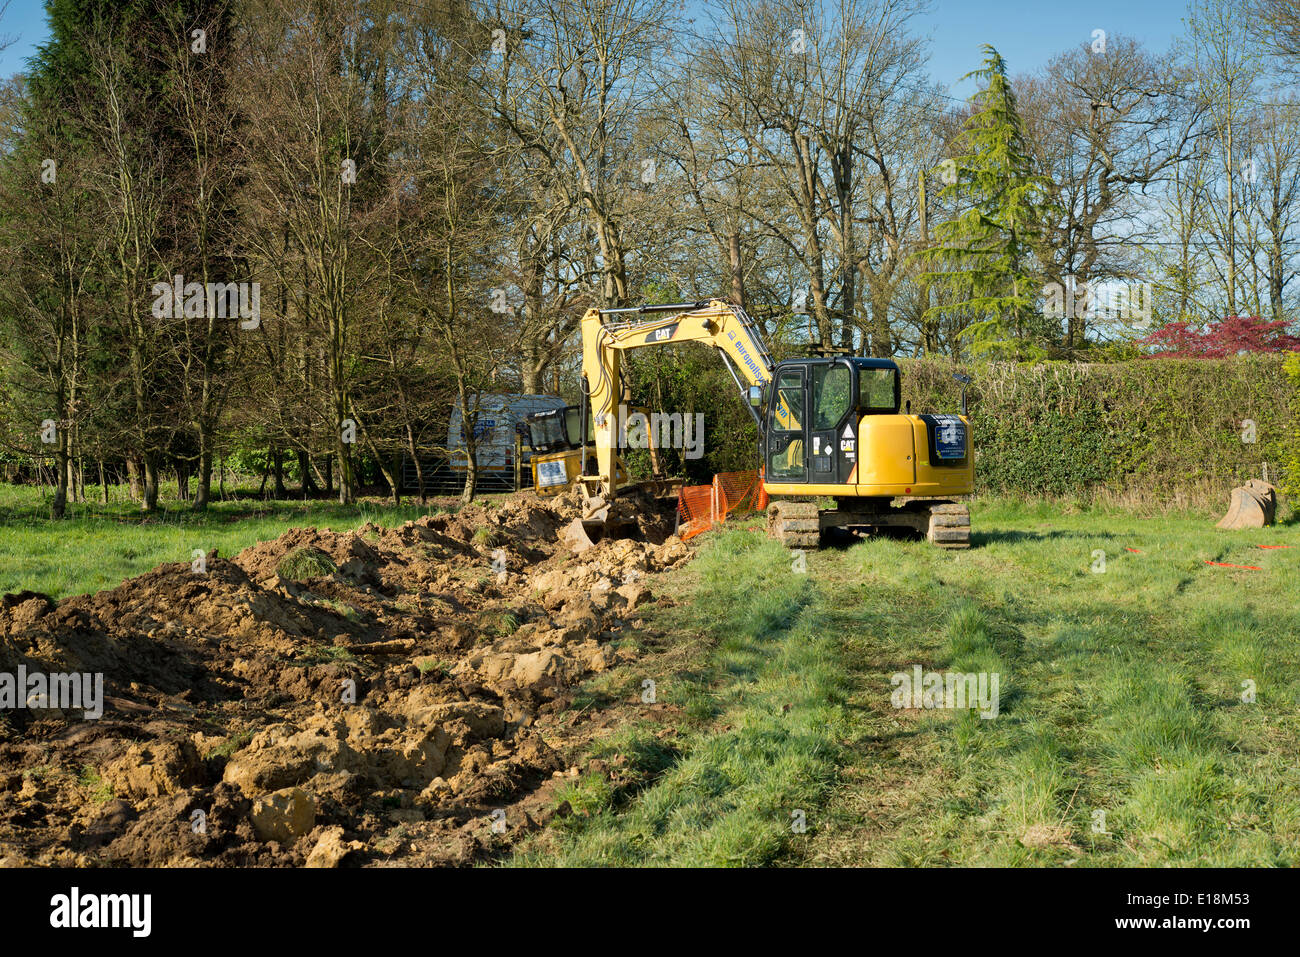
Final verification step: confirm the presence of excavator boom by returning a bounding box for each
[581,300,776,497]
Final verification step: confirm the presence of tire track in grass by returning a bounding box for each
[892,599,1104,866]
[1061,556,1274,864]
[1076,539,1300,864]
[1086,651,1224,861]
[1015,543,1239,865]
[806,506,1300,866]
[1169,592,1300,862]
[807,519,1212,865]
[803,538,1076,866]
[957,527,1274,865]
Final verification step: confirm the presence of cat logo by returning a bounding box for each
[646,323,677,344]
[840,422,855,459]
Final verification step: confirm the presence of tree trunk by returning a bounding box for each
[193,439,212,511]
[363,434,400,505]
[460,455,477,504]
[298,450,319,496]
[52,431,68,520]
[271,446,287,498]
[1269,236,1285,323]
[335,406,354,504]
[63,456,75,505]
[520,346,544,394]
[836,144,855,352]
[871,290,891,358]
[337,440,353,505]
[728,230,746,309]
[406,425,427,505]
[126,455,142,503]
[142,455,160,512]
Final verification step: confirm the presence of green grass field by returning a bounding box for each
[4,482,1298,866]
[0,483,469,598]
[514,499,1300,867]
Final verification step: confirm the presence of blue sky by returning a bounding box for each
[919,0,1187,95]
[0,0,1190,88]
[0,0,47,78]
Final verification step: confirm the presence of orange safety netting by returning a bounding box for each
[676,469,767,540]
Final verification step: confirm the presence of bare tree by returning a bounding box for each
[479,0,674,308]
[0,75,103,516]
[159,4,242,509]
[1019,35,1200,352]
[1186,0,1266,318]
[699,0,930,352]
[1252,97,1300,321]
[79,36,170,511]
[234,0,387,504]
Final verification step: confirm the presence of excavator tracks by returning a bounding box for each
[766,499,971,549]
[766,501,822,549]
[924,502,971,549]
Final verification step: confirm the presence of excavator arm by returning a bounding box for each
[578,299,776,497]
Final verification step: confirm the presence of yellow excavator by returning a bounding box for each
[526,298,973,549]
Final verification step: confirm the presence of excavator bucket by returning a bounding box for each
[560,518,601,552]
[560,486,671,552]
[1216,480,1278,530]
[561,494,610,553]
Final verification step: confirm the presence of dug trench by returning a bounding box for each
[0,488,692,866]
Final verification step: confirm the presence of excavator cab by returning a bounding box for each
[524,406,595,496]
[525,404,636,503]
[763,357,901,487]
[760,356,972,548]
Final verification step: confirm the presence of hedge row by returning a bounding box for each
[899,355,1300,501]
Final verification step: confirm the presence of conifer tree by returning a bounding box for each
[920,45,1055,359]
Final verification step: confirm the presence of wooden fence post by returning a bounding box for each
[513,435,522,492]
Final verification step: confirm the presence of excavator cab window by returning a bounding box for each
[526,408,572,453]
[527,405,592,453]
[857,365,900,414]
[767,368,807,481]
[812,364,852,430]
[564,406,588,445]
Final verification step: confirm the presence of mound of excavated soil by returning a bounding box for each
[0,488,691,866]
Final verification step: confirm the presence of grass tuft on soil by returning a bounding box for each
[275,547,338,580]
